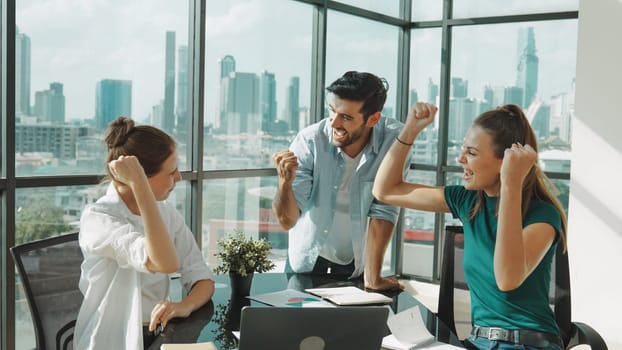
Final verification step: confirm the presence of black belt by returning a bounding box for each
[471,326,563,348]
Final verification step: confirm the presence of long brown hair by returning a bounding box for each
[468,104,567,252]
[104,116,176,179]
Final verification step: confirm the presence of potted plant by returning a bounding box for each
[213,230,276,296]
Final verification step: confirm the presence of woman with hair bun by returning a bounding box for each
[373,103,566,350]
[74,117,215,350]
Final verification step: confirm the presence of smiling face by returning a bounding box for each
[148,150,181,201]
[457,125,504,196]
[328,95,379,156]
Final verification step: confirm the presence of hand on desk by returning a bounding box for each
[149,300,193,332]
[365,275,404,292]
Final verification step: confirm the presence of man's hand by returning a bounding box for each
[364,275,404,292]
[273,150,298,186]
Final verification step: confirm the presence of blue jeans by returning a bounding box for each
[465,335,563,350]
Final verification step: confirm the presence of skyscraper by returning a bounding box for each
[220,72,260,134]
[34,82,65,124]
[427,78,439,104]
[163,31,176,134]
[448,97,477,142]
[451,77,468,98]
[409,89,419,106]
[217,55,236,130]
[95,79,132,130]
[219,55,236,79]
[176,45,189,136]
[16,27,31,116]
[285,76,300,132]
[516,27,539,108]
[260,71,277,132]
[503,86,524,106]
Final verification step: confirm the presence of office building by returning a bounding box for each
[451,77,468,98]
[427,78,438,104]
[260,71,277,132]
[163,31,176,134]
[15,27,31,116]
[176,45,189,137]
[220,72,260,134]
[284,76,300,132]
[33,82,65,124]
[95,79,132,130]
[516,27,539,108]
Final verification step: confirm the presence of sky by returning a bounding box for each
[16,0,578,124]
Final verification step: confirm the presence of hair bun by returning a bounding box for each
[105,116,135,149]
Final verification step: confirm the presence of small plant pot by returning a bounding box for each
[229,272,254,297]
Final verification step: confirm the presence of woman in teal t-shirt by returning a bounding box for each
[373,103,567,350]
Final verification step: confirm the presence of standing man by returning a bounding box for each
[272,71,409,291]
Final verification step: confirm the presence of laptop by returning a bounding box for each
[237,306,389,350]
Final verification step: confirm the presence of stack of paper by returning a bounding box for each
[382,306,435,350]
[305,286,392,305]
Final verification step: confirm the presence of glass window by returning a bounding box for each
[202,177,285,272]
[203,0,312,170]
[412,0,443,21]
[332,0,400,18]
[15,0,190,175]
[453,0,578,18]
[401,169,437,278]
[326,10,400,119]
[409,28,442,166]
[450,20,577,166]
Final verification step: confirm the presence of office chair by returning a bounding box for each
[11,232,83,350]
[437,225,608,350]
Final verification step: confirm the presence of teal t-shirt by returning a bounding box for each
[444,185,562,335]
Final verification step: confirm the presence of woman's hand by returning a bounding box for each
[108,155,148,187]
[148,300,192,332]
[401,102,438,142]
[500,143,537,188]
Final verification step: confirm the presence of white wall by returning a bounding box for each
[570,0,622,348]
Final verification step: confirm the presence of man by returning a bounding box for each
[272,71,409,291]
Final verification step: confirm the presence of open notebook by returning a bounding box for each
[305,286,393,305]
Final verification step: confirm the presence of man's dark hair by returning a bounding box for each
[326,71,388,120]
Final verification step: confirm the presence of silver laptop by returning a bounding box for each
[238,306,389,350]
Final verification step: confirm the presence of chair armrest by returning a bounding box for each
[566,322,608,350]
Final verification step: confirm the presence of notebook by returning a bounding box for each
[249,288,334,307]
[305,286,393,305]
[237,306,389,350]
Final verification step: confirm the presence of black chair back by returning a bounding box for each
[11,232,82,350]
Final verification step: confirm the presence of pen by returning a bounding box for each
[153,323,164,336]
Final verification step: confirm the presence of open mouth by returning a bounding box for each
[463,169,473,181]
[333,128,348,142]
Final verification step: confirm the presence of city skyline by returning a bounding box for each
[16,0,577,126]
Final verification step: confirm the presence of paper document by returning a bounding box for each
[160,342,218,350]
[248,289,334,307]
[305,286,392,305]
[382,306,435,350]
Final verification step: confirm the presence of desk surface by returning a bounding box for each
[148,273,461,349]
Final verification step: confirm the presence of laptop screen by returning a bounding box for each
[238,306,389,350]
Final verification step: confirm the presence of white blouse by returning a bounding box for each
[73,183,213,350]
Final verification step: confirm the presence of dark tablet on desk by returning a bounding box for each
[238,306,389,350]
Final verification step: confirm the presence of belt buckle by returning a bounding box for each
[487,327,509,341]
